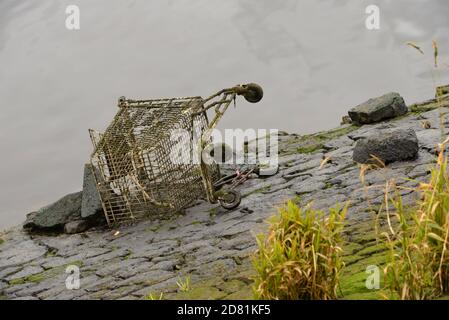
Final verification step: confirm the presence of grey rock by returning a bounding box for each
[94,258,147,278]
[42,257,70,270]
[114,261,154,279]
[293,181,326,195]
[5,265,44,282]
[64,220,89,234]
[0,239,47,269]
[352,128,419,164]
[0,281,7,292]
[51,289,88,300]
[151,259,179,272]
[12,296,39,300]
[23,192,82,232]
[81,164,103,219]
[12,280,55,297]
[0,266,22,279]
[2,283,32,295]
[3,97,449,300]
[348,92,408,124]
[416,129,442,153]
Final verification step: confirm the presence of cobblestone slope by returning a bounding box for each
[1,98,448,300]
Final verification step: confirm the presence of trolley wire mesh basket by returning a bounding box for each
[89,83,263,226]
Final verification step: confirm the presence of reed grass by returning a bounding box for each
[380,138,449,299]
[376,41,449,299]
[252,200,347,300]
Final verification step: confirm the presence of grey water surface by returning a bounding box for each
[1,0,448,230]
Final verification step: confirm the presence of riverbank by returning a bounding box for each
[1,92,449,300]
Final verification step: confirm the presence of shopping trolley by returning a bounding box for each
[89,83,263,226]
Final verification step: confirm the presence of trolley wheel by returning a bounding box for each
[242,83,263,103]
[219,189,242,210]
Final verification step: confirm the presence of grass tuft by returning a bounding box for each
[380,139,449,299]
[252,200,347,300]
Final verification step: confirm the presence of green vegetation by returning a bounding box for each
[281,125,357,156]
[313,125,358,140]
[208,207,218,217]
[8,261,83,286]
[409,100,449,113]
[296,144,324,154]
[250,139,449,300]
[380,142,449,299]
[176,276,191,293]
[339,220,388,300]
[252,200,347,300]
[145,292,164,300]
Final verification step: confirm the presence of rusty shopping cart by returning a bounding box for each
[89,83,263,226]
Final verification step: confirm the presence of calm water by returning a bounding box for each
[1,0,448,230]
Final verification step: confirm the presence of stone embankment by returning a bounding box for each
[1,89,449,300]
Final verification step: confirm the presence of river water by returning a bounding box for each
[1,0,448,230]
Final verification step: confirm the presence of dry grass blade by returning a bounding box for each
[433,40,439,68]
[406,41,424,54]
[319,156,331,169]
[380,135,449,299]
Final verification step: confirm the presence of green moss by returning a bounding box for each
[123,251,133,260]
[313,125,358,141]
[354,233,377,245]
[342,242,364,256]
[224,286,253,300]
[281,125,357,156]
[340,249,387,299]
[175,286,227,300]
[357,243,386,257]
[208,207,218,217]
[243,185,271,198]
[324,181,333,189]
[296,144,324,154]
[216,279,247,294]
[8,260,83,286]
[291,195,301,206]
[170,278,228,300]
[343,291,383,300]
[146,225,161,232]
[338,213,391,300]
[9,278,26,285]
[410,100,449,113]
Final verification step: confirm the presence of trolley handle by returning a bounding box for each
[203,83,263,105]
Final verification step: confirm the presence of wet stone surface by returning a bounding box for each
[1,98,449,300]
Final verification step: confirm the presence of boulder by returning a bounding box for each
[348,92,408,124]
[23,164,107,234]
[23,192,83,232]
[64,220,89,234]
[352,128,419,164]
[81,163,103,219]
